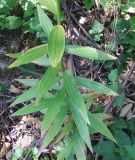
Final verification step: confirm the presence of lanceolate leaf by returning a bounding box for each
[63,72,90,124]
[36,67,58,102]
[11,82,54,107]
[9,44,48,68]
[56,120,75,144]
[88,113,116,143]
[48,25,65,67]
[41,88,65,133]
[37,5,53,38]
[73,132,87,160]
[68,98,92,151]
[12,98,55,116]
[10,85,37,107]
[15,79,39,87]
[6,53,20,58]
[65,45,117,60]
[39,0,59,15]
[43,108,67,149]
[33,56,51,66]
[58,142,74,160]
[75,77,118,96]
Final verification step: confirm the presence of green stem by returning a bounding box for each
[56,0,61,24]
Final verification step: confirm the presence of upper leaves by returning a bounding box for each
[9,44,48,68]
[37,5,53,38]
[65,45,117,60]
[39,0,59,16]
[48,25,65,67]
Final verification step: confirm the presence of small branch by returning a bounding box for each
[62,0,103,50]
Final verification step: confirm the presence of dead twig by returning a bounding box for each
[62,0,103,50]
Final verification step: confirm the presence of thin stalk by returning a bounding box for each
[56,0,61,24]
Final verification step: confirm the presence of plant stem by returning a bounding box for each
[56,0,61,24]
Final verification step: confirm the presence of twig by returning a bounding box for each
[62,0,103,50]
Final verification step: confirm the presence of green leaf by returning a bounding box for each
[14,147,23,159]
[38,0,59,15]
[58,142,74,160]
[23,1,35,18]
[84,0,94,9]
[43,108,67,148]
[12,98,54,116]
[88,113,116,143]
[65,45,117,60]
[91,20,104,34]
[15,79,39,87]
[56,120,74,144]
[36,67,58,102]
[108,69,118,82]
[68,98,92,151]
[124,145,135,159]
[41,88,65,133]
[113,91,125,108]
[75,76,118,96]
[73,132,87,160]
[6,53,20,58]
[33,56,51,66]
[114,130,131,146]
[10,85,37,106]
[94,141,116,160]
[9,44,48,68]
[5,16,22,29]
[48,25,65,67]
[63,73,90,124]
[37,5,53,38]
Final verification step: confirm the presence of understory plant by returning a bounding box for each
[8,0,118,159]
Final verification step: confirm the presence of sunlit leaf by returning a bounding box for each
[37,5,53,38]
[75,76,118,96]
[65,45,117,60]
[9,44,48,68]
[48,25,65,67]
